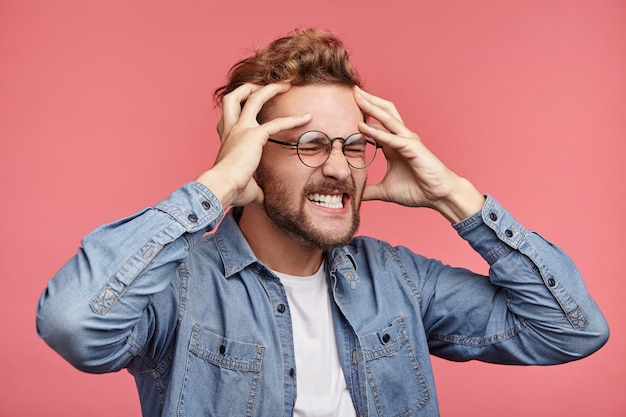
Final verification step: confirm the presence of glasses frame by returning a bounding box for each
[267,130,382,169]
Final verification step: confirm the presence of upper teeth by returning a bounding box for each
[308,193,343,209]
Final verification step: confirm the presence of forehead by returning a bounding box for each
[264,84,364,131]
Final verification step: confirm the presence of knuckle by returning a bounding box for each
[224,83,258,101]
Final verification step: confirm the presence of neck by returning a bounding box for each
[238,204,325,276]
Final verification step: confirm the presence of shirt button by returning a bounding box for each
[505,229,513,238]
[382,334,391,344]
[219,344,226,355]
[489,213,498,221]
[201,201,211,210]
[188,213,198,223]
[277,304,286,313]
[289,367,295,377]
[548,278,557,287]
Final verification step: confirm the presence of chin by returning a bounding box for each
[304,218,360,250]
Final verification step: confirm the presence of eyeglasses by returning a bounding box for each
[267,130,382,169]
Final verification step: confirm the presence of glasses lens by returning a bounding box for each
[295,131,379,168]
[344,133,378,168]
[297,131,331,167]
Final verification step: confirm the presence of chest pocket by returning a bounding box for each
[361,317,430,417]
[178,325,265,417]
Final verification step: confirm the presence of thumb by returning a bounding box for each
[362,183,386,202]
[253,186,265,206]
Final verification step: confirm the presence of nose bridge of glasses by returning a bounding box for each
[329,136,347,153]
[304,136,343,167]
[295,131,376,168]
[320,138,352,175]
[326,137,358,167]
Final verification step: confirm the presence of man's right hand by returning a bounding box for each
[195,83,311,208]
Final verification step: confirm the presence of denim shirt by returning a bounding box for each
[36,182,609,417]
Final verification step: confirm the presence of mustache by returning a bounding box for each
[303,179,356,195]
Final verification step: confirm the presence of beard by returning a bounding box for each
[255,161,362,250]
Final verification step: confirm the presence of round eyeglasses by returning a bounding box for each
[267,130,382,169]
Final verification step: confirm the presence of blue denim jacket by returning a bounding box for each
[37,182,608,416]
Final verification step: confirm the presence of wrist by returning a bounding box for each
[432,177,485,224]
[195,169,237,209]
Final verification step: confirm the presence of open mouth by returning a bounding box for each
[307,193,344,209]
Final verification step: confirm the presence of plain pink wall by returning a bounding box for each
[1,0,624,415]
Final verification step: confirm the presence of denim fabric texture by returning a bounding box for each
[37,182,609,417]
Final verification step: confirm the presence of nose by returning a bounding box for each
[321,142,351,180]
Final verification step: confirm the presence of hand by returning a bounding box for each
[354,86,484,223]
[196,83,311,208]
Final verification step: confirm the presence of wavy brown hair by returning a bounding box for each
[213,28,361,106]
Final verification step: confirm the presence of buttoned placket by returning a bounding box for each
[328,253,369,417]
[256,266,299,414]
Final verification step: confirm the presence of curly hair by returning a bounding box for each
[213,28,361,106]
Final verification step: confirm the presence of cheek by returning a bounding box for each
[257,155,305,191]
[354,170,368,191]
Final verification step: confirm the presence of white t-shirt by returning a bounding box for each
[274,264,357,417]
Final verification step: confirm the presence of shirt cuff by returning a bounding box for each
[453,195,526,265]
[154,182,224,233]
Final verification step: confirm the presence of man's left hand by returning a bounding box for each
[354,86,485,223]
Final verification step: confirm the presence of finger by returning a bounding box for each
[363,122,387,132]
[354,91,412,137]
[222,84,264,133]
[359,121,426,166]
[354,86,404,123]
[359,121,415,147]
[358,123,405,166]
[260,113,312,138]
[361,122,399,149]
[238,82,292,123]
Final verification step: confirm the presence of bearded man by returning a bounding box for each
[37,29,608,417]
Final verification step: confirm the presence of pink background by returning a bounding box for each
[1,0,624,415]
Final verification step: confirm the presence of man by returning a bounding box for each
[37,29,608,416]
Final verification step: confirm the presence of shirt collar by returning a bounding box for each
[213,207,359,279]
[213,207,260,278]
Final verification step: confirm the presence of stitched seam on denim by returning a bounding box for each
[519,244,589,331]
[365,366,429,417]
[129,345,173,407]
[189,325,265,373]
[332,248,361,289]
[362,332,407,361]
[176,340,193,417]
[189,345,264,372]
[546,281,589,331]
[383,242,423,306]
[454,209,483,233]
[566,307,589,331]
[426,320,527,346]
[155,201,200,228]
[177,262,189,323]
[484,243,514,265]
[154,199,217,233]
[363,318,430,416]
[179,326,265,415]
[89,220,180,315]
[216,234,257,278]
[244,349,264,417]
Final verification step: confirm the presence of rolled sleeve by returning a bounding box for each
[438,195,610,363]
[36,182,225,373]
